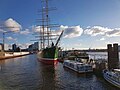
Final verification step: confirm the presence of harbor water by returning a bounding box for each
[87,52,120,61]
[0,54,119,90]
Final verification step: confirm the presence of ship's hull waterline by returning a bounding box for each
[37,46,59,65]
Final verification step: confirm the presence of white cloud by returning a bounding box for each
[17,43,31,49]
[32,25,83,38]
[4,18,22,32]
[84,26,112,36]
[100,37,105,41]
[59,25,83,38]
[106,28,120,37]
[6,36,17,41]
[32,25,41,32]
[84,26,120,37]
[20,29,30,35]
[32,25,48,33]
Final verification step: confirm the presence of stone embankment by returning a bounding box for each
[0,52,30,60]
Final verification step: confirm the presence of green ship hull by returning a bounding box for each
[38,46,59,65]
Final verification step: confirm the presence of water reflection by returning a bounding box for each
[38,64,56,90]
[61,67,119,90]
[0,54,119,90]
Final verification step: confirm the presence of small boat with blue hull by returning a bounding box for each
[63,60,93,73]
[103,69,120,88]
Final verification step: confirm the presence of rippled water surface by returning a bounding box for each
[0,54,119,90]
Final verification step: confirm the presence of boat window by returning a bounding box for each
[109,74,111,77]
[79,67,83,70]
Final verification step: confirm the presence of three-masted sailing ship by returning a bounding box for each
[37,0,63,65]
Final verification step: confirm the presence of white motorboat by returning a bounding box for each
[63,60,93,73]
[103,69,120,88]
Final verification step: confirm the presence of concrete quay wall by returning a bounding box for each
[0,52,30,60]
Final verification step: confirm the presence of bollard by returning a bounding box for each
[107,43,119,70]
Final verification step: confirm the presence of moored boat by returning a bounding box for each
[37,46,59,65]
[63,60,93,73]
[37,29,63,65]
[103,69,120,88]
[37,0,63,65]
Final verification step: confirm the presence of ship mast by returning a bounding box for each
[31,0,62,50]
[34,0,61,50]
[45,0,49,47]
[41,0,57,49]
[41,0,51,49]
[42,6,45,49]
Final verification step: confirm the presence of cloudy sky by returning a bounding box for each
[0,0,120,50]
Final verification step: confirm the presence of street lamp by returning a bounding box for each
[2,30,19,52]
[0,26,20,52]
[2,31,11,52]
